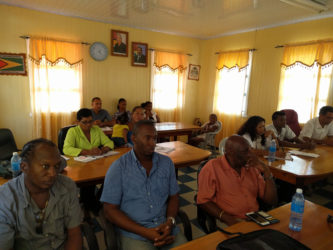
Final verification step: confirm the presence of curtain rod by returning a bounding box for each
[275,39,333,48]
[20,36,91,45]
[149,48,192,56]
[215,48,256,55]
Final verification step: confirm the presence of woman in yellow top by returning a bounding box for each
[111,112,129,147]
[63,108,114,156]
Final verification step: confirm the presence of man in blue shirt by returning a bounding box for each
[90,97,114,127]
[101,120,187,249]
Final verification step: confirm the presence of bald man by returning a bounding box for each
[197,135,277,226]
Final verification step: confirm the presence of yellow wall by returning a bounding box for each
[197,18,333,136]
[1,4,333,147]
[0,5,201,147]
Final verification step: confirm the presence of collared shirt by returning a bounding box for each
[100,150,179,241]
[266,124,296,141]
[242,133,270,150]
[197,156,266,219]
[63,125,114,156]
[300,117,333,140]
[90,109,113,122]
[0,174,82,250]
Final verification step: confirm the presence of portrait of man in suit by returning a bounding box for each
[132,42,148,67]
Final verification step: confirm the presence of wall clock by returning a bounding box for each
[89,42,108,61]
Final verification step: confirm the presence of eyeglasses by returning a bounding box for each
[35,200,48,234]
[80,120,93,125]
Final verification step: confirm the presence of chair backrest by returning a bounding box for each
[0,128,18,161]
[218,137,229,155]
[58,125,76,155]
[205,121,222,146]
[280,109,301,136]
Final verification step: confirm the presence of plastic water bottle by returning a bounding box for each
[289,188,305,232]
[11,152,21,178]
[268,140,276,166]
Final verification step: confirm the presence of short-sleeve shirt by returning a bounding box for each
[0,174,82,250]
[100,150,179,241]
[112,124,129,138]
[91,109,112,122]
[242,133,270,150]
[299,117,333,140]
[197,156,266,219]
[266,124,296,141]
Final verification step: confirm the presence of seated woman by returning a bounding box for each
[237,116,281,156]
[141,101,160,123]
[63,108,114,156]
[127,106,146,146]
[189,114,221,147]
[113,98,131,122]
[111,113,129,147]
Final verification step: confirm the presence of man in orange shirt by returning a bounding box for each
[197,135,277,226]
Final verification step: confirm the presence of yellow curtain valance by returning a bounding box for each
[216,50,249,70]
[281,42,333,67]
[29,38,83,65]
[154,51,187,71]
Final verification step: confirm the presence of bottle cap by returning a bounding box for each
[13,152,18,156]
[296,188,303,194]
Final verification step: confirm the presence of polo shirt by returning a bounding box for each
[197,156,266,219]
[299,117,333,140]
[0,174,82,250]
[63,125,114,156]
[90,109,113,122]
[266,124,296,141]
[100,150,179,241]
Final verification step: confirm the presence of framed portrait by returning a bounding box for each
[188,64,201,81]
[0,53,27,76]
[131,42,148,67]
[111,30,128,57]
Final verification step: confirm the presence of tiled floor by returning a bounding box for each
[86,160,333,249]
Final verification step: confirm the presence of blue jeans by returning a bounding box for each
[120,232,187,250]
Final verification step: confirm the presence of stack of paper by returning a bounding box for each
[155,146,175,154]
[74,151,119,162]
[289,150,319,158]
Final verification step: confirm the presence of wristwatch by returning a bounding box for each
[167,216,176,227]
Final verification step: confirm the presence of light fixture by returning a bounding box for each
[280,0,329,13]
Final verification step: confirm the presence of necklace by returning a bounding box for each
[35,200,49,234]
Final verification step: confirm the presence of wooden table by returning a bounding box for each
[269,145,333,188]
[155,122,200,140]
[172,200,333,250]
[63,141,210,187]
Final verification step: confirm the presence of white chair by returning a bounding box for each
[218,137,229,155]
[202,121,222,153]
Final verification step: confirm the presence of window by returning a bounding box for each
[214,50,253,117]
[277,42,333,123]
[150,51,187,122]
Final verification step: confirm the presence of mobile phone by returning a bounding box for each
[257,211,280,224]
[246,212,270,226]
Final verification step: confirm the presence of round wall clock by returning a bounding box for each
[89,42,108,61]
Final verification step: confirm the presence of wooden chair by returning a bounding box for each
[0,128,19,161]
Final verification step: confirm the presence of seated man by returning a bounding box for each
[101,120,187,250]
[197,135,277,226]
[63,108,114,156]
[90,97,114,127]
[189,113,221,147]
[266,111,315,149]
[0,138,82,249]
[299,106,333,146]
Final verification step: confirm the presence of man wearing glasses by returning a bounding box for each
[63,108,114,156]
[0,138,82,249]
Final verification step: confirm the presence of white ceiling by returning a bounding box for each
[2,0,333,39]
